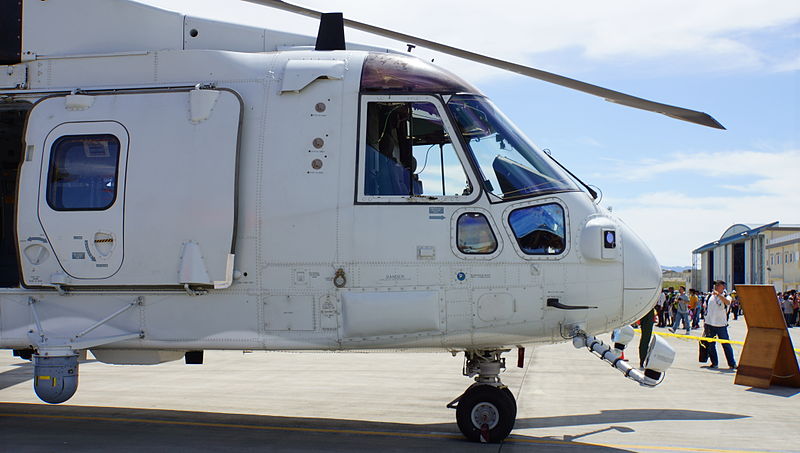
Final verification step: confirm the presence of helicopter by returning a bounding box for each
[0,0,723,443]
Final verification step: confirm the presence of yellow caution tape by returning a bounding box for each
[648,330,744,345]
[632,328,800,354]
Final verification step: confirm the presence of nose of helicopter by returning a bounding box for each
[620,222,662,320]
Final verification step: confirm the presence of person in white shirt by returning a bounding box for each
[702,280,737,370]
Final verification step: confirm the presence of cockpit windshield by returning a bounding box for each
[447,96,578,201]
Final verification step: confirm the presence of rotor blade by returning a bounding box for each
[244,0,725,129]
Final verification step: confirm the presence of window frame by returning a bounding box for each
[46,133,122,212]
[502,198,570,260]
[356,94,481,205]
[451,208,503,260]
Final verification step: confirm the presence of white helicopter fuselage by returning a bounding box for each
[0,1,661,365]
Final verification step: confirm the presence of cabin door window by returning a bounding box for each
[47,134,120,211]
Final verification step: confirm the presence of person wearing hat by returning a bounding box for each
[701,280,737,369]
[729,290,741,320]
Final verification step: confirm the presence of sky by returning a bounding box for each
[140,0,800,266]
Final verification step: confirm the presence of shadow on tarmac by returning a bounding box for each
[513,408,748,429]
[0,362,32,391]
[744,386,800,398]
[0,402,645,452]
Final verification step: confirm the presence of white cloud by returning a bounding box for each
[139,0,800,81]
[611,150,800,188]
[775,55,800,72]
[605,149,800,265]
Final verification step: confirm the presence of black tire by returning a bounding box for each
[456,385,516,443]
[501,386,517,419]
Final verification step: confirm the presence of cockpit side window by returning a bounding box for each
[457,213,498,254]
[360,98,473,202]
[508,203,566,255]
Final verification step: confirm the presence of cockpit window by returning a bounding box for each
[447,96,578,201]
[508,204,566,255]
[363,100,471,198]
[457,213,498,254]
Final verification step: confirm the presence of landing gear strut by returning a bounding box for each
[449,350,516,443]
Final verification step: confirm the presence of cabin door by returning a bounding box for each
[18,89,241,287]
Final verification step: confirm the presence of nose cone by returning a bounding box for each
[620,222,662,320]
[621,222,661,290]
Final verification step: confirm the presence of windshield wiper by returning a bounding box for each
[543,150,597,200]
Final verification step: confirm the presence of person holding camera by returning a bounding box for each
[701,280,737,370]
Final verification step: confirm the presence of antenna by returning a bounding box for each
[314,12,345,51]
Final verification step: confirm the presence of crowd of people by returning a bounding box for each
[629,281,798,371]
[653,281,740,370]
[650,282,800,371]
[624,280,800,370]
[655,284,741,333]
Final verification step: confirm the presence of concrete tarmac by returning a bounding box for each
[1,317,799,452]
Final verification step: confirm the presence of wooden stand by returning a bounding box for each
[734,285,800,389]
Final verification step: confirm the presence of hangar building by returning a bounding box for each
[692,222,800,292]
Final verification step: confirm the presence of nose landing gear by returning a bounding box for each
[449,350,516,443]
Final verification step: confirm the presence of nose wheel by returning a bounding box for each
[451,350,517,442]
[455,384,516,442]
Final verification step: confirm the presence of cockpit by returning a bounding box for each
[360,53,579,203]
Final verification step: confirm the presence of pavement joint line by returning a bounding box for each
[0,412,782,453]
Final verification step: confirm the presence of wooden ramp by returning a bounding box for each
[734,285,800,389]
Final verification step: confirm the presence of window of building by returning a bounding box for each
[508,203,565,255]
[47,134,120,211]
[456,213,498,254]
[362,100,471,200]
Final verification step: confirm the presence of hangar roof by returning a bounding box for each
[693,221,778,254]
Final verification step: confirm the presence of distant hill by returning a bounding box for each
[661,266,691,272]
